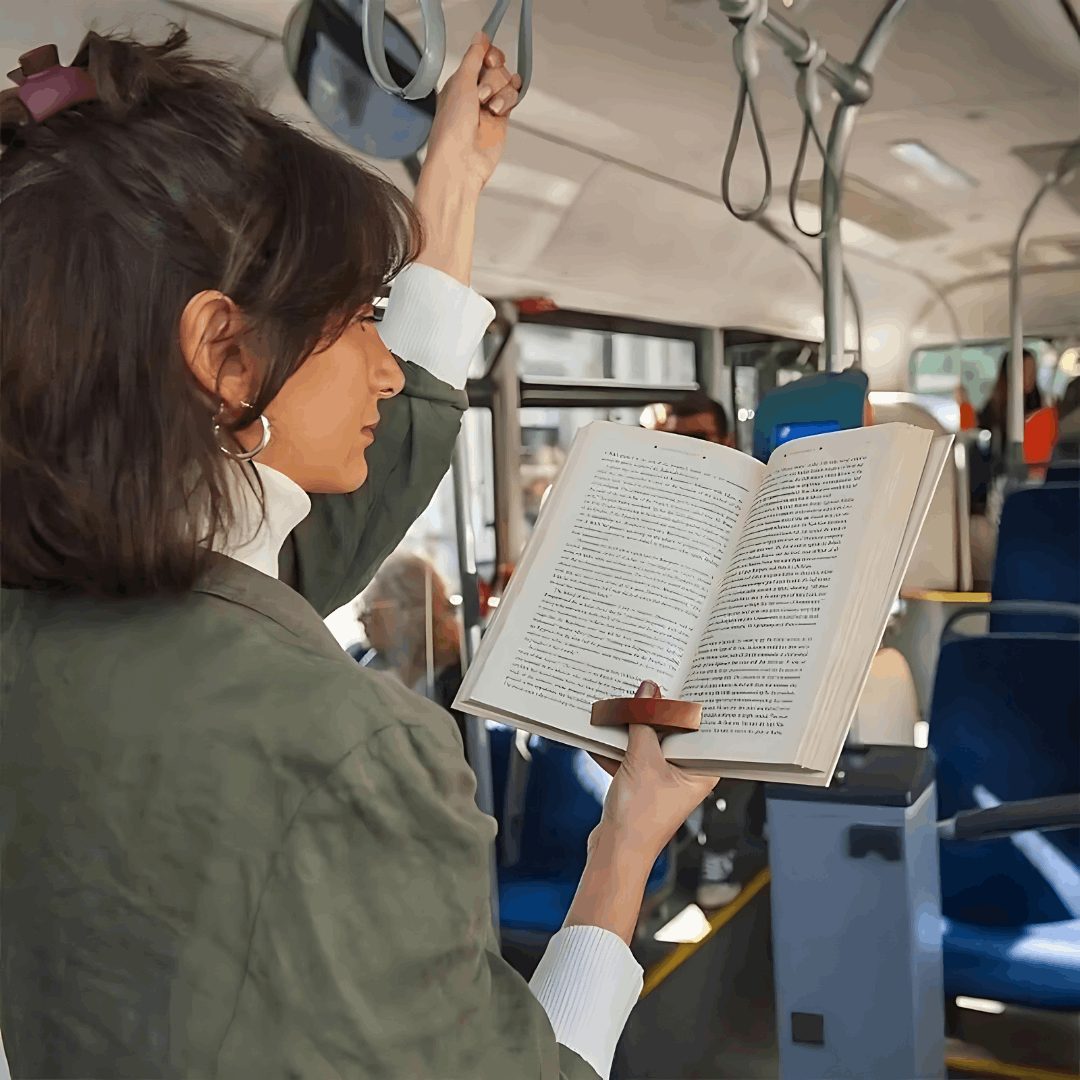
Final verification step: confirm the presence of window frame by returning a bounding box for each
[464,308,711,583]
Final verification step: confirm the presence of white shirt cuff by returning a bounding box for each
[529,925,644,1079]
[377,262,495,390]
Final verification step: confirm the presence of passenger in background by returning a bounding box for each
[971,350,1044,582]
[977,348,1043,448]
[661,390,736,447]
[352,553,467,746]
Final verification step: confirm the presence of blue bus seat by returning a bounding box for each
[990,484,1079,633]
[929,627,1079,928]
[751,368,868,463]
[928,616,1080,1010]
[487,725,669,947]
[941,916,1080,1011]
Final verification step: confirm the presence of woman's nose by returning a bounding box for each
[377,347,407,399]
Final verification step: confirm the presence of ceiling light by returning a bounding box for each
[890,142,977,193]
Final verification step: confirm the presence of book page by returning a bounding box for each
[455,422,765,751]
[797,432,952,769]
[668,426,917,765]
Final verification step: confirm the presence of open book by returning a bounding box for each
[455,422,952,785]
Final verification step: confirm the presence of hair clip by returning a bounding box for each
[3,44,98,124]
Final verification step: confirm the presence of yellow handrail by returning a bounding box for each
[945,1055,1080,1080]
[900,588,992,603]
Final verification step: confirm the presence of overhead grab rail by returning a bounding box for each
[716,0,911,372]
[361,0,532,101]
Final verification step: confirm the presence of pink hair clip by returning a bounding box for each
[4,44,98,123]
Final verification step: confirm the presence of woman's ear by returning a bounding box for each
[178,290,257,406]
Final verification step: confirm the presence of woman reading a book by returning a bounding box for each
[0,25,722,1080]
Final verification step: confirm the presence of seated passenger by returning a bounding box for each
[352,552,467,743]
[661,391,736,447]
[977,348,1043,453]
[970,350,1045,581]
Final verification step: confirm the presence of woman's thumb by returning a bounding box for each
[626,718,661,758]
[627,680,662,757]
[459,31,490,80]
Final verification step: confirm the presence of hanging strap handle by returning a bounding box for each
[788,40,832,237]
[361,0,532,103]
[481,0,533,102]
[362,0,446,101]
[721,0,772,222]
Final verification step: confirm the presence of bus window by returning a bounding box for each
[910,340,1054,412]
[463,406,498,581]
[515,323,696,386]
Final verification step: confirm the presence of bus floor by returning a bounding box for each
[501,886,1080,1079]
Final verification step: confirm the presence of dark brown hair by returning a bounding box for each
[669,390,730,442]
[1,25,421,598]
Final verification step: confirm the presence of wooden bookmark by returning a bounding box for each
[590,697,703,738]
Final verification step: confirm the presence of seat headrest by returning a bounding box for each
[752,368,869,462]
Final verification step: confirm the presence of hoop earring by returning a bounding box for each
[213,401,271,462]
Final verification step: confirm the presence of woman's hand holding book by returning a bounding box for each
[587,680,723,865]
[562,681,724,946]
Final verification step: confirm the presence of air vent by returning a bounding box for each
[1012,143,1080,215]
[795,174,949,241]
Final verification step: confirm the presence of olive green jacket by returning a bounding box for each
[0,361,599,1080]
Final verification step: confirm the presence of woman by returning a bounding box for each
[977,348,1043,445]
[0,25,721,1080]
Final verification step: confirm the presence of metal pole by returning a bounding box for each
[451,437,500,939]
[1007,226,1026,480]
[820,0,911,371]
[489,304,525,574]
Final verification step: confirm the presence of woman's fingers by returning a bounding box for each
[477,64,510,104]
[484,83,519,116]
[477,42,522,116]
